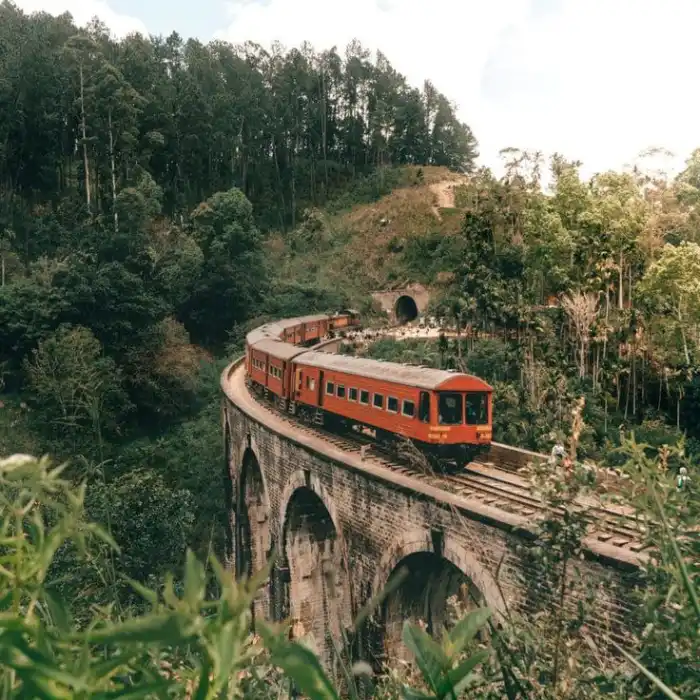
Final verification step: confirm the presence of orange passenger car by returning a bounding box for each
[248,340,307,399]
[291,351,493,465]
[244,311,492,468]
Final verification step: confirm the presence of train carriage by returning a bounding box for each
[291,350,492,466]
[248,339,307,403]
[297,314,331,345]
[244,309,489,470]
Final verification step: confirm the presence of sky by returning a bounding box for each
[13,0,700,180]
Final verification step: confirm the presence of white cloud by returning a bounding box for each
[217,0,700,180]
[15,0,147,38]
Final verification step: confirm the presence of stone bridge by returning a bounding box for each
[221,356,644,672]
[371,283,431,324]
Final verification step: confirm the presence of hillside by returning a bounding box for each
[268,165,471,300]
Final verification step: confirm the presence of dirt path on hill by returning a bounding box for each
[430,177,468,219]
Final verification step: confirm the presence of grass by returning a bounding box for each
[266,165,470,304]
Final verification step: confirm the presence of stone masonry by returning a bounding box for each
[222,361,644,671]
[371,283,431,323]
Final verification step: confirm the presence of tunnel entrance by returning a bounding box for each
[395,295,418,324]
[376,551,484,666]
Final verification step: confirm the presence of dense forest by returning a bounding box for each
[0,2,698,698]
[0,0,477,609]
[323,147,700,464]
[0,1,476,233]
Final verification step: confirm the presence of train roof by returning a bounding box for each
[294,351,493,392]
[289,314,330,324]
[251,339,308,361]
[247,314,335,342]
[246,311,359,346]
[246,325,283,346]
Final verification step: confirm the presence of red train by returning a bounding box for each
[244,311,493,469]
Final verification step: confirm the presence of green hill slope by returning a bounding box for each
[267,165,469,303]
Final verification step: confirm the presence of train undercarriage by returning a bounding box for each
[247,379,489,473]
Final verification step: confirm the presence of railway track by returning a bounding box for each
[247,381,647,556]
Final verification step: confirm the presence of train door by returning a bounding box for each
[318,371,324,406]
[295,367,303,398]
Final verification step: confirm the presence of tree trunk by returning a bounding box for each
[628,264,633,309]
[79,63,92,214]
[320,67,329,193]
[677,302,690,365]
[632,343,637,417]
[618,251,624,310]
[108,107,118,234]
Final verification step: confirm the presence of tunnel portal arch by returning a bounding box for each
[395,295,419,324]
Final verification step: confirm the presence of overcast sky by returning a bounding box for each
[14,0,700,179]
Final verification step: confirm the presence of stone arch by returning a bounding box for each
[395,295,419,324]
[368,531,504,666]
[277,470,342,538]
[280,474,351,668]
[236,448,272,619]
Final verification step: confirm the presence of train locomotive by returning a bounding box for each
[244,311,493,470]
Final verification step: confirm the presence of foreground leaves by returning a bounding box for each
[401,608,492,700]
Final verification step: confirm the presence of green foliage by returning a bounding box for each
[183,188,266,346]
[399,609,491,699]
[637,241,700,364]
[609,436,699,699]
[0,453,498,699]
[24,325,132,451]
[0,454,284,699]
[0,4,476,235]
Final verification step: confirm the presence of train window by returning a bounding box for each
[326,381,335,395]
[438,392,463,425]
[349,388,358,402]
[466,392,488,425]
[419,392,431,423]
[373,393,384,409]
[387,397,398,413]
[337,385,346,399]
[402,400,415,417]
[360,390,370,405]
[306,376,316,390]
